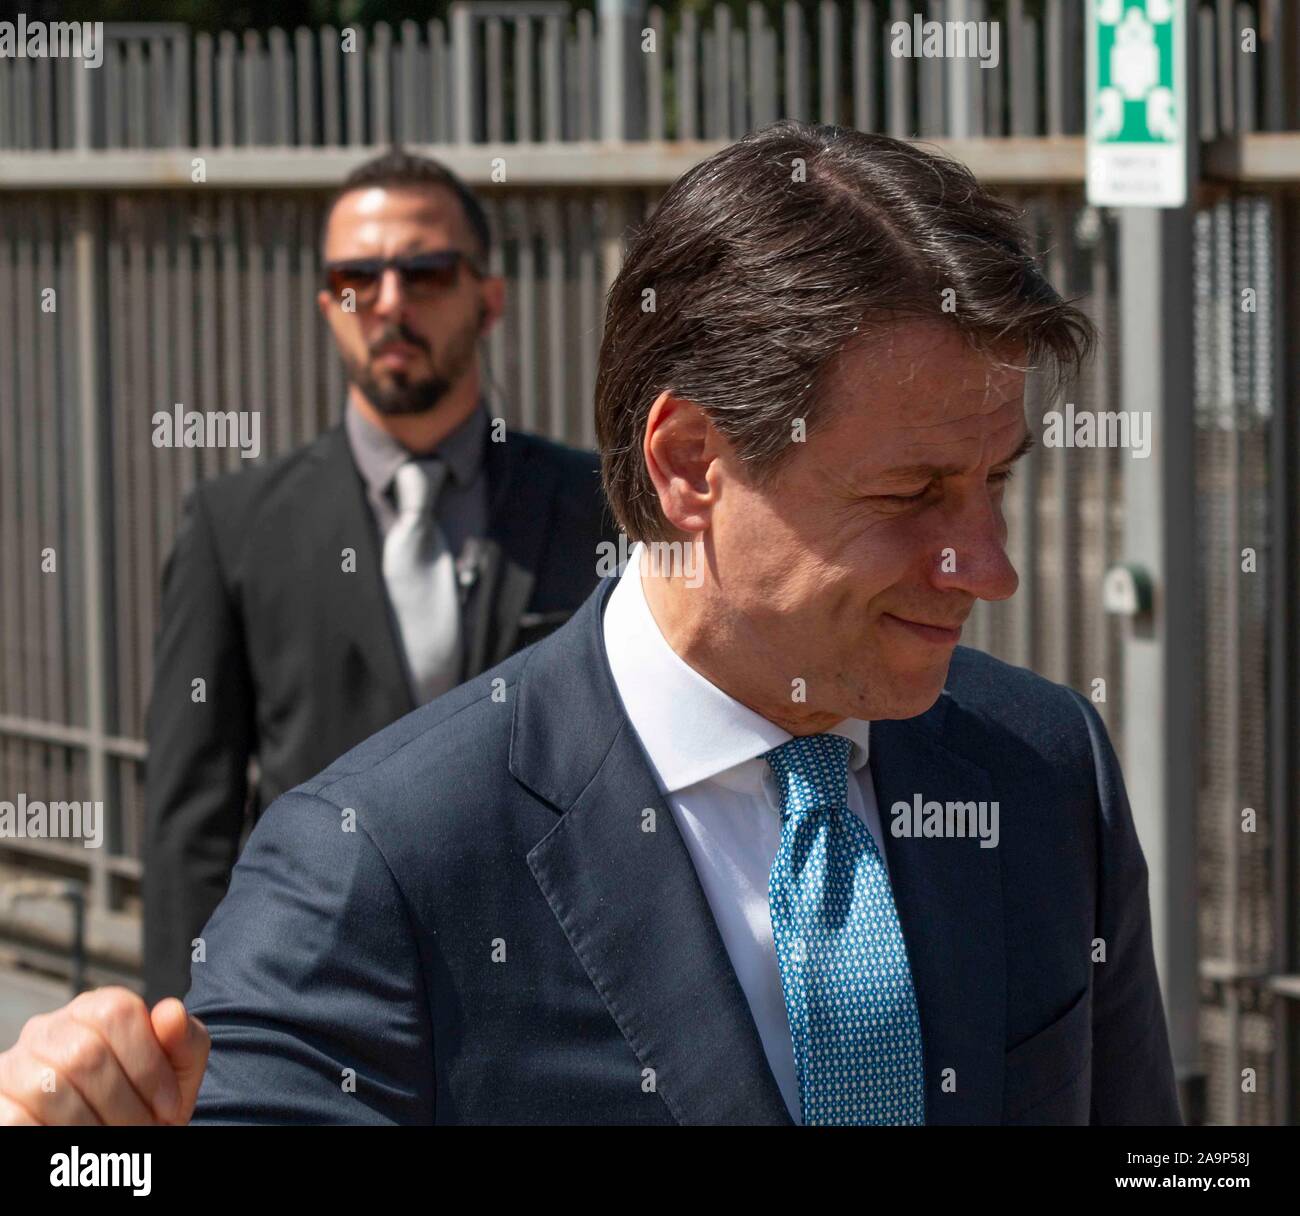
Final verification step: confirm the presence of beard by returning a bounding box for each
[344,315,480,417]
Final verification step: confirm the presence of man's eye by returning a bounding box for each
[881,486,931,503]
[989,468,1016,488]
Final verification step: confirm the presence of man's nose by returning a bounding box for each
[930,493,1020,603]
[372,267,406,318]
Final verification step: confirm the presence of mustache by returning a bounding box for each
[368,324,430,355]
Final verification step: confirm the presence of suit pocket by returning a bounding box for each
[1002,986,1092,1123]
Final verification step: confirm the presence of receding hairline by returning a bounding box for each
[320,180,484,261]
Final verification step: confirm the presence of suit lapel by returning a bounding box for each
[515,578,793,1125]
[460,433,559,672]
[315,425,414,715]
[871,707,1006,1124]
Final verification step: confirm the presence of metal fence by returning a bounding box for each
[0,1,1296,1124]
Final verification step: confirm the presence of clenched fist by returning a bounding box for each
[0,987,209,1125]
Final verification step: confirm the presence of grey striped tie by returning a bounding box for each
[382,459,463,704]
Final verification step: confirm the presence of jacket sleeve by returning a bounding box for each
[142,485,255,1006]
[185,790,435,1124]
[1068,689,1183,1125]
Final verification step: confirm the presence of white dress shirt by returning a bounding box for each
[601,543,887,1124]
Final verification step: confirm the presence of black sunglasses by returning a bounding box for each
[323,249,482,303]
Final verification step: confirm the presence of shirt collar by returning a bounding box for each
[345,396,489,499]
[602,542,871,798]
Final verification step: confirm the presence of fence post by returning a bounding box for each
[1115,12,1203,1120]
[451,3,475,144]
[73,59,111,919]
[599,0,645,142]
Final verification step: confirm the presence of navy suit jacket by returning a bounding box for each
[187,575,1183,1125]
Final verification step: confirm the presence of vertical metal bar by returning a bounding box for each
[784,1,806,122]
[272,200,292,454]
[299,201,319,444]
[515,16,535,144]
[1045,0,1064,137]
[1259,0,1284,132]
[74,64,110,908]
[239,30,261,147]
[126,39,147,150]
[711,6,731,139]
[371,22,393,146]
[175,199,196,509]
[268,27,291,145]
[321,26,341,146]
[819,0,840,126]
[1199,4,1219,140]
[452,4,475,144]
[887,0,910,138]
[1235,1,1255,133]
[431,18,450,143]
[217,31,236,148]
[917,0,946,138]
[947,0,974,139]
[400,19,421,144]
[1220,194,1242,1126]
[542,13,563,143]
[0,205,19,721]
[345,24,366,146]
[730,26,747,136]
[577,10,596,141]
[1217,0,1236,134]
[295,27,316,147]
[16,206,41,728]
[1117,198,1201,1109]
[1268,191,1299,1127]
[172,28,191,148]
[853,0,876,133]
[647,7,666,140]
[545,195,565,439]
[578,196,599,448]
[485,17,505,143]
[147,35,167,148]
[196,32,213,147]
[677,8,697,140]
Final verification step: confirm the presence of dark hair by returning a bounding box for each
[595,121,1097,543]
[323,146,491,265]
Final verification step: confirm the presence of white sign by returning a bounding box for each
[1086,0,1188,208]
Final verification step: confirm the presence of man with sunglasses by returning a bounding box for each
[140,148,617,1006]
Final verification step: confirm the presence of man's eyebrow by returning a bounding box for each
[877,429,1035,483]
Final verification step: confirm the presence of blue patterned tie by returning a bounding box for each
[765,733,926,1125]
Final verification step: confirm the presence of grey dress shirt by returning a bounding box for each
[344,397,490,558]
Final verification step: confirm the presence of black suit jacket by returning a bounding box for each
[187,575,1182,1125]
[143,422,617,1004]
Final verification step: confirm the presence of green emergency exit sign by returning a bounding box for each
[1086,0,1188,207]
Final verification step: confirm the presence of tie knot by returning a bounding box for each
[763,733,853,820]
[392,458,447,515]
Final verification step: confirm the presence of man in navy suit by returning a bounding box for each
[0,122,1181,1127]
